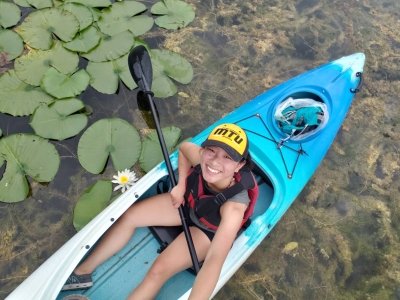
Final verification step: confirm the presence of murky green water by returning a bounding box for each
[1,0,399,299]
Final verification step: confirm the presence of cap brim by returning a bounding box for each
[201,140,243,162]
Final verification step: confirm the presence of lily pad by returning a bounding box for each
[151,48,193,98]
[63,26,101,53]
[64,0,111,8]
[86,54,137,94]
[15,41,79,86]
[151,0,195,30]
[0,70,53,116]
[89,7,101,22]
[26,0,53,9]
[13,0,31,8]
[0,1,21,28]
[15,8,80,50]
[30,98,88,140]
[0,29,24,61]
[73,180,113,231]
[139,126,181,172]
[81,30,134,62]
[97,1,153,36]
[127,15,154,37]
[41,67,89,99]
[78,118,141,174]
[0,133,60,203]
[62,2,93,31]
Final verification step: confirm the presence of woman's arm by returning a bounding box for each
[189,201,247,299]
[170,142,201,208]
[177,141,201,180]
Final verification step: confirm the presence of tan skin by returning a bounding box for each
[73,141,248,300]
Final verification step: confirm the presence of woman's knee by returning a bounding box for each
[145,259,172,283]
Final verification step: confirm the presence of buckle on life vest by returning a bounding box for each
[214,193,227,206]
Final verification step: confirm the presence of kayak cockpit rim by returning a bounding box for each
[271,89,331,144]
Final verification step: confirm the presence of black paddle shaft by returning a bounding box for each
[128,46,200,273]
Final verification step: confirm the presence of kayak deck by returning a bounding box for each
[57,168,273,300]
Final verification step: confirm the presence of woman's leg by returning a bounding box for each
[75,193,182,275]
[128,227,211,300]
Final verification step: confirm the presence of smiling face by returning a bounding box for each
[200,146,245,191]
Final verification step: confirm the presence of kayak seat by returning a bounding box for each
[150,176,182,253]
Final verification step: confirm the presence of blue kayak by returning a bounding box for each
[7,53,365,300]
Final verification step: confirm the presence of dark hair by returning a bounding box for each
[241,152,254,170]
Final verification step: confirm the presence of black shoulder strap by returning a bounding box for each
[214,169,254,204]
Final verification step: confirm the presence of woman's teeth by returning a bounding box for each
[207,165,220,174]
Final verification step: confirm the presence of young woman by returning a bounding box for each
[62,123,258,299]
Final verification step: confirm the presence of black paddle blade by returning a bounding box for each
[137,91,151,111]
[128,45,153,91]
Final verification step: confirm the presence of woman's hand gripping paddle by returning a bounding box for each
[128,45,201,274]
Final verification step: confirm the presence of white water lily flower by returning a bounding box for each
[111,169,138,193]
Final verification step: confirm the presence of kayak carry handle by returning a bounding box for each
[350,72,363,93]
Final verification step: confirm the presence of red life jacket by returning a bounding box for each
[184,165,259,232]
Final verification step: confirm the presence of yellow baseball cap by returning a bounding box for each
[201,123,248,161]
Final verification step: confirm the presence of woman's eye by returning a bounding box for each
[224,155,232,160]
